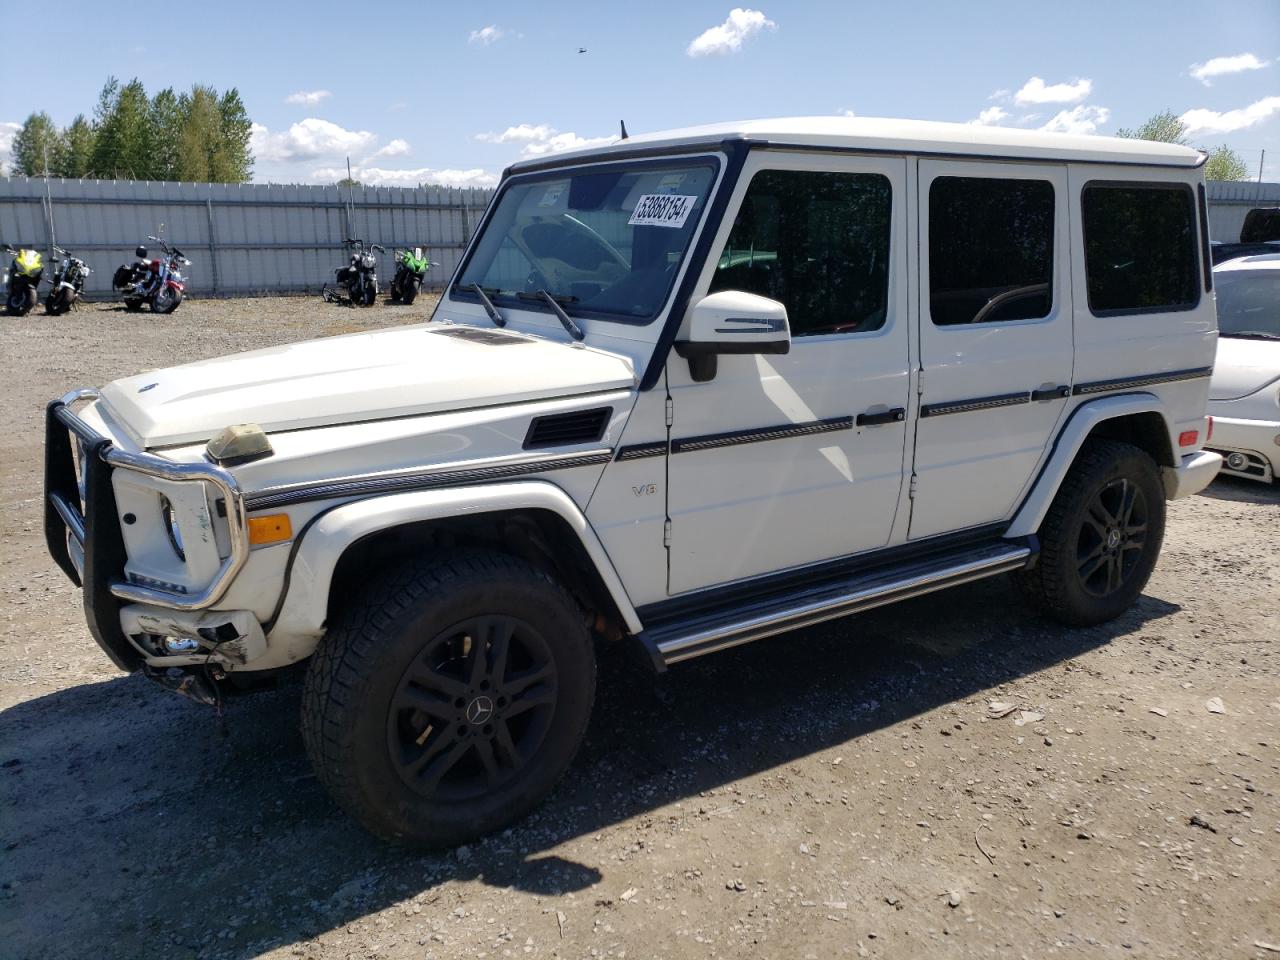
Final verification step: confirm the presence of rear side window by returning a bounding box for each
[709,169,892,336]
[1082,183,1198,315]
[929,176,1055,326]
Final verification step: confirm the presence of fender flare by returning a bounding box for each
[1005,393,1166,538]
[269,480,642,642]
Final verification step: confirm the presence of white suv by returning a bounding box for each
[45,118,1222,845]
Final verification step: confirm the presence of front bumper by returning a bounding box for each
[1206,415,1280,483]
[1160,449,1223,500]
[44,390,251,671]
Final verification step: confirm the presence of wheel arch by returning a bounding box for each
[269,481,642,648]
[1007,393,1173,538]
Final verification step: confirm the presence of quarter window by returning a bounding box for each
[709,170,892,336]
[1082,183,1198,314]
[929,176,1055,326]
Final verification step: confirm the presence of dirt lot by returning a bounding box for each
[1,297,1277,960]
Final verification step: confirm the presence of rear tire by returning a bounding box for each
[301,551,596,847]
[1013,439,1165,626]
[6,285,36,316]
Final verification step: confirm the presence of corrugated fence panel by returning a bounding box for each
[0,176,493,298]
[4,175,1269,298]
[1206,179,1280,244]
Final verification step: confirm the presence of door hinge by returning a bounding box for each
[663,518,672,548]
[664,396,674,427]
[908,473,918,499]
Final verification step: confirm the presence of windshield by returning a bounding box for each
[455,158,719,324]
[1215,269,1280,338]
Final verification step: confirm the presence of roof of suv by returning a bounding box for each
[1214,253,1280,273]
[508,116,1205,174]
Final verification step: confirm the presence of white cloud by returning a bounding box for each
[311,164,499,189]
[475,123,613,158]
[370,138,410,159]
[469,25,505,46]
[285,89,331,106]
[1014,76,1092,106]
[1189,53,1269,86]
[836,108,856,117]
[970,106,1010,126]
[1039,105,1111,135]
[686,8,776,57]
[0,120,20,173]
[251,119,377,163]
[1180,95,1280,137]
[989,88,1011,101]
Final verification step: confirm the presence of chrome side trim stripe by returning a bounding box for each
[244,450,614,511]
[672,416,853,454]
[1072,367,1212,396]
[652,543,1031,666]
[920,392,1030,418]
[615,442,668,461]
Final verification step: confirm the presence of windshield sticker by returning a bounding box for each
[538,184,566,207]
[656,173,687,192]
[628,194,697,229]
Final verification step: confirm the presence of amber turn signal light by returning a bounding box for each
[247,513,292,546]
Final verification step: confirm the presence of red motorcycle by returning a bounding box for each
[112,236,190,314]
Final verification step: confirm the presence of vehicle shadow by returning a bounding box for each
[0,577,1180,959]
[1198,473,1280,505]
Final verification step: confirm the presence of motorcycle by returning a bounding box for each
[388,246,433,304]
[322,238,383,307]
[44,245,92,316]
[112,236,189,314]
[3,244,44,316]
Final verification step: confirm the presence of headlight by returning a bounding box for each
[159,496,185,560]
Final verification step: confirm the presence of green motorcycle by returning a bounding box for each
[388,246,433,304]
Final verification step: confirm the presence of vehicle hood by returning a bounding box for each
[1209,337,1280,401]
[99,323,637,448]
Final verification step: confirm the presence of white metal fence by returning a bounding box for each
[0,175,1274,300]
[0,176,493,298]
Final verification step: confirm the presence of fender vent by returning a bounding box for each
[524,407,612,449]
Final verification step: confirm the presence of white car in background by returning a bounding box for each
[1208,254,1280,483]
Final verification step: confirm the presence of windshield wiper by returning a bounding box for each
[468,282,506,327]
[518,289,585,341]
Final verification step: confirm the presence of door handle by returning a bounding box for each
[1030,385,1071,402]
[856,407,906,426]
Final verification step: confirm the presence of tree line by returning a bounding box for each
[7,77,254,182]
[1115,110,1249,181]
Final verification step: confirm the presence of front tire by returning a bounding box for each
[45,287,71,316]
[402,277,419,304]
[301,552,596,846]
[1013,439,1166,626]
[152,287,182,314]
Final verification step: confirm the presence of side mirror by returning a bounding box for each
[674,290,791,382]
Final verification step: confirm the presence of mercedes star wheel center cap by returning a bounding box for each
[466,695,495,725]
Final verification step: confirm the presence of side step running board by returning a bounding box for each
[640,541,1033,669]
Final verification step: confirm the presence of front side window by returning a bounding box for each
[456,159,718,323]
[1082,183,1198,315]
[708,170,892,336]
[929,176,1055,326]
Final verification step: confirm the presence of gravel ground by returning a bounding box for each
[1,297,1277,960]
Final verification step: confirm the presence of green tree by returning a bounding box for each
[91,78,153,178]
[55,115,96,178]
[148,87,183,180]
[175,85,223,181]
[1203,145,1250,182]
[215,88,254,182]
[336,177,361,188]
[1115,109,1191,145]
[10,112,62,176]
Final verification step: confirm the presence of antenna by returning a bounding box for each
[620,120,629,140]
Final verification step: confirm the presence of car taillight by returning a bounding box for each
[1179,430,1199,447]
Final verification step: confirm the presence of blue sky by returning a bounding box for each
[1,0,1277,184]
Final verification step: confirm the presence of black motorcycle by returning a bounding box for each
[323,238,383,307]
[2,244,44,316]
[389,246,432,305]
[45,245,92,315]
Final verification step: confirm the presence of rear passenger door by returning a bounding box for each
[909,160,1074,540]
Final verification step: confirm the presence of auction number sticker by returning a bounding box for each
[628,194,697,229]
